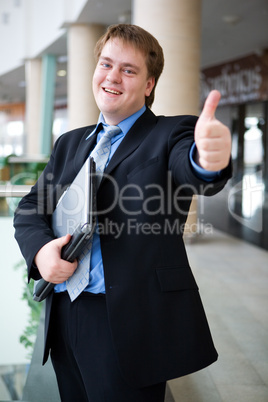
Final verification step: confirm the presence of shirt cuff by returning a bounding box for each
[189,143,221,182]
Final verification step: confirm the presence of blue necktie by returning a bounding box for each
[66,125,121,301]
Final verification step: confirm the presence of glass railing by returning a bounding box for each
[0,156,51,400]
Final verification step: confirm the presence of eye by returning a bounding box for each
[100,62,111,68]
[123,68,135,75]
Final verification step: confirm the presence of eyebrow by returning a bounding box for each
[99,56,140,71]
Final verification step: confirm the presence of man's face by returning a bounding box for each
[92,38,155,125]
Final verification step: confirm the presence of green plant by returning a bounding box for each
[14,260,43,358]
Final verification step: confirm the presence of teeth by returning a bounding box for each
[104,88,120,95]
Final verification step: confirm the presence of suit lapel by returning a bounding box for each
[105,108,157,177]
[73,126,98,174]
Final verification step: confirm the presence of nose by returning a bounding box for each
[106,67,121,84]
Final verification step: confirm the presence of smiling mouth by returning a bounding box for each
[103,88,122,95]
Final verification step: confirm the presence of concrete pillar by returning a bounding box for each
[25,58,42,155]
[133,0,202,238]
[67,23,104,130]
[133,0,202,116]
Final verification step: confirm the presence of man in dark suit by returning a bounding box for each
[14,24,232,401]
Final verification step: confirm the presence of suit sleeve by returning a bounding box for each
[13,149,58,281]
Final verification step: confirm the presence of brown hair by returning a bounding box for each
[94,24,164,108]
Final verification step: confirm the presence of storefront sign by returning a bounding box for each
[201,53,268,105]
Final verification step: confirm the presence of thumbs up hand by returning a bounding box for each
[194,90,231,172]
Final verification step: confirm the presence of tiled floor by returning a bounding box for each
[168,229,268,402]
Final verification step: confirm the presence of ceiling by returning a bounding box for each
[0,0,268,105]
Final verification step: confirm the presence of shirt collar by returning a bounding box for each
[86,105,146,140]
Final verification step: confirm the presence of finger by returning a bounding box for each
[58,233,72,247]
[198,137,225,151]
[199,90,221,121]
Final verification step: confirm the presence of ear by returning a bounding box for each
[145,77,155,97]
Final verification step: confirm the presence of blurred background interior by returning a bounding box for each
[0,0,267,401]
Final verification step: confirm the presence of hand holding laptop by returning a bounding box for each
[34,234,78,284]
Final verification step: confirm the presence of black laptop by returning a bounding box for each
[33,157,96,302]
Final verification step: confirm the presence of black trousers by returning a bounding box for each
[49,292,166,402]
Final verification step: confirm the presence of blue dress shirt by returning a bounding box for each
[54,106,220,294]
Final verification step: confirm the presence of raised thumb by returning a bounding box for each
[199,90,221,121]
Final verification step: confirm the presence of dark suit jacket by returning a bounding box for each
[14,108,232,387]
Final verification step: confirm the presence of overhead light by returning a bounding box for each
[18,80,26,88]
[57,70,67,77]
[118,10,131,24]
[57,55,68,63]
[222,15,241,25]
